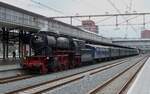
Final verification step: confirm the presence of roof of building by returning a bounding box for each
[112,38,150,42]
[0,1,47,19]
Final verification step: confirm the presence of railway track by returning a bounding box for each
[5,55,145,94]
[0,57,131,85]
[0,68,22,73]
[89,56,148,94]
[0,59,126,84]
[0,74,35,84]
[0,68,39,84]
[0,65,24,79]
[0,69,31,84]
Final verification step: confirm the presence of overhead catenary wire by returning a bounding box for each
[65,0,141,31]
[70,0,116,26]
[95,16,114,24]
[30,0,64,15]
[30,0,147,34]
[30,0,81,23]
[123,0,134,38]
[129,0,133,12]
[70,0,106,23]
[106,0,139,37]
[72,0,102,13]
[95,15,139,25]
[118,16,139,26]
[122,0,130,11]
[98,23,147,27]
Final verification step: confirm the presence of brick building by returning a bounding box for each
[77,20,99,33]
[141,30,150,38]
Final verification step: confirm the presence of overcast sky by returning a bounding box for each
[0,0,150,38]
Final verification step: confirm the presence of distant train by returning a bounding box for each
[22,33,139,74]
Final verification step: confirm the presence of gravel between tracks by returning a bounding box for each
[91,57,147,94]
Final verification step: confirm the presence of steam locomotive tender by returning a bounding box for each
[23,33,139,74]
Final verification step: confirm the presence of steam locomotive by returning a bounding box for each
[22,33,139,74]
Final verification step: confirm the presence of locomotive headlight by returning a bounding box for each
[46,57,49,60]
[34,35,37,38]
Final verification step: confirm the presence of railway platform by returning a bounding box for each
[0,59,21,72]
[127,57,150,94]
[0,58,20,65]
[0,64,21,72]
